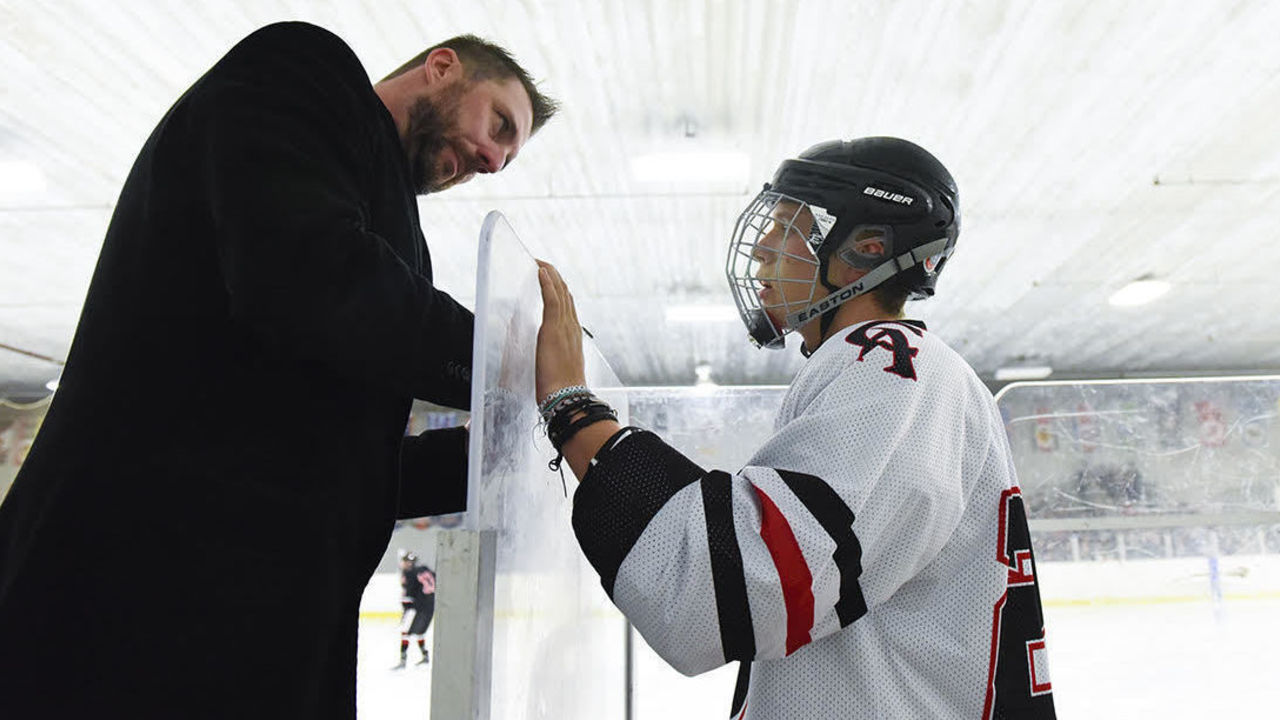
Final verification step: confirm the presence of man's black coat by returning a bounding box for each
[0,23,472,718]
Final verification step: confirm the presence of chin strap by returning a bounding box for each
[800,255,844,358]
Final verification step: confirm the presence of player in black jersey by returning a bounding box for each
[393,549,436,669]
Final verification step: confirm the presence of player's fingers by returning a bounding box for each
[538,262,584,358]
[547,262,569,303]
[567,288,580,329]
[541,262,576,327]
[537,259,560,284]
[537,265,561,320]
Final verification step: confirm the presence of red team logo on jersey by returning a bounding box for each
[845,321,924,380]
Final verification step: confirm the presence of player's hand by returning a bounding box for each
[535,260,587,403]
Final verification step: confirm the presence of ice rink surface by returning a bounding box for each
[355,591,1280,718]
[630,597,1280,719]
[1043,597,1280,718]
[357,617,433,719]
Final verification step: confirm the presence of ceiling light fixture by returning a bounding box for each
[1108,277,1171,307]
[993,365,1054,382]
[631,150,750,185]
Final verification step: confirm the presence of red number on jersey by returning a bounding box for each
[982,487,1056,719]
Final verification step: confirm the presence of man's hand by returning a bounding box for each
[535,260,587,403]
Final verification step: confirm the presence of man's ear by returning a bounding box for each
[423,47,463,86]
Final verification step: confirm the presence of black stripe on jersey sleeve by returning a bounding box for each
[730,661,751,718]
[572,428,706,597]
[702,470,757,663]
[774,469,868,627]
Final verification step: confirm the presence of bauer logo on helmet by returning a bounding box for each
[863,186,914,205]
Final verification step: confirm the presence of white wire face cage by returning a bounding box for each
[725,190,831,349]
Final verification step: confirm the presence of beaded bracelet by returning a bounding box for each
[540,391,595,422]
[539,385,590,415]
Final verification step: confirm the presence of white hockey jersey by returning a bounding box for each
[572,320,1056,719]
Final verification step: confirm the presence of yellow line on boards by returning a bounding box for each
[360,611,403,621]
[1044,592,1280,608]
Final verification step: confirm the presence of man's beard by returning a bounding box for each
[403,85,464,195]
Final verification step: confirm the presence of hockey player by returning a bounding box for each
[533,138,1056,718]
[393,550,436,669]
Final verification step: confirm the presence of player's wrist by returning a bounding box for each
[541,390,617,492]
[544,395,616,453]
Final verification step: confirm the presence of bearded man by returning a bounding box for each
[0,22,555,719]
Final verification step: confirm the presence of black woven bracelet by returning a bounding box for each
[547,401,615,451]
[557,405,617,450]
[544,393,600,439]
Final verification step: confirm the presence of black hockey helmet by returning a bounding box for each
[726,137,961,349]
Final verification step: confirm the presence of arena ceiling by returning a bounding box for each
[3,0,1280,399]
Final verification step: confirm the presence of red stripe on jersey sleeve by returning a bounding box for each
[752,484,815,655]
[981,590,1007,720]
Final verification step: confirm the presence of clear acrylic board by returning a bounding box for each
[432,211,627,720]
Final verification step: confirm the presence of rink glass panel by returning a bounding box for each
[0,398,48,505]
[997,377,1280,718]
[996,377,1280,559]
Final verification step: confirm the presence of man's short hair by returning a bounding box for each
[384,35,559,133]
